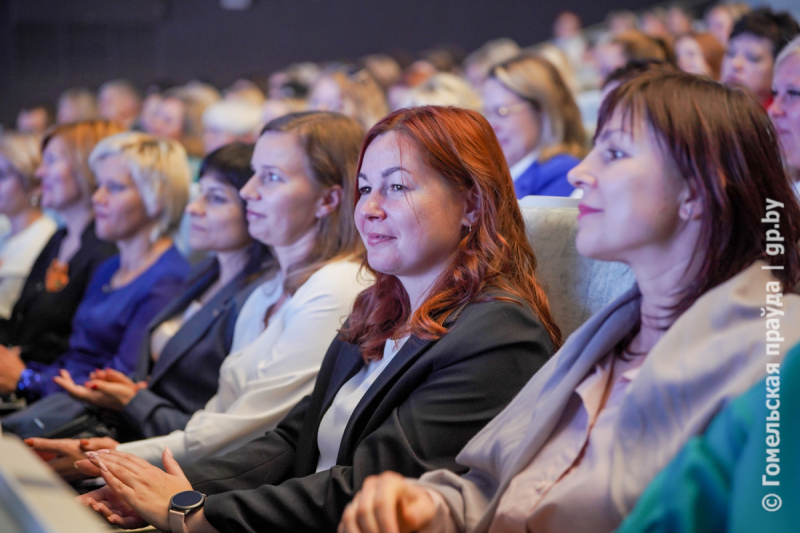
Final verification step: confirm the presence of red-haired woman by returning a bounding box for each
[74,106,559,533]
[339,71,800,533]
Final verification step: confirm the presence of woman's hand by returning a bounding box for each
[25,437,119,482]
[82,447,193,532]
[0,345,25,393]
[78,484,146,529]
[54,368,145,411]
[338,471,437,533]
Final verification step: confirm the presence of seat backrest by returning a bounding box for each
[520,203,635,339]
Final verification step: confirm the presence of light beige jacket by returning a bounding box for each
[418,261,800,533]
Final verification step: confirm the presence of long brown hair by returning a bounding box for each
[489,52,588,162]
[342,106,561,360]
[260,111,365,295]
[599,70,800,320]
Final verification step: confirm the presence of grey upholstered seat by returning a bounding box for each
[519,198,635,339]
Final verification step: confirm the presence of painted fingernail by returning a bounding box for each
[84,452,98,459]
[164,446,173,457]
[97,449,110,454]
[97,460,109,473]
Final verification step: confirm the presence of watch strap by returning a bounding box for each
[169,508,191,533]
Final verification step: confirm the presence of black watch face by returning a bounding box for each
[171,491,205,510]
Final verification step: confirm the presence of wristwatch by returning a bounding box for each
[169,490,206,533]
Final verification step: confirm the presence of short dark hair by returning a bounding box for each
[199,141,255,191]
[729,7,800,57]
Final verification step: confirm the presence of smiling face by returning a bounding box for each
[769,54,800,171]
[567,111,689,264]
[186,174,251,252]
[676,36,713,77]
[36,136,85,211]
[241,132,327,247]
[721,34,775,103]
[0,156,34,217]
[482,77,541,168]
[91,154,152,242]
[356,131,469,294]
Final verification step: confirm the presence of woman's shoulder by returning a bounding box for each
[298,257,368,297]
[446,294,552,347]
[151,246,192,281]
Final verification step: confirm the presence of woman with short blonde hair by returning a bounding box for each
[0,131,190,410]
[89,132,190,242]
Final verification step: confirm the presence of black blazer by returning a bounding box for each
[117,258,261,440]
[0,221,117,364]
[184,296,554,533]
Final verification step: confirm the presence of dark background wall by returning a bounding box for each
[0,0,662,128]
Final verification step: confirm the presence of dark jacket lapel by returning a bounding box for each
[134,259,219,382]
[335,335,433,464]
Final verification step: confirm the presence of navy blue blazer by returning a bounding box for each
[513,153,580,198]
[184,296,554,533]
[119,258,261,440]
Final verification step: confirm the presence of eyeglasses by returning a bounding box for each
[484,102,532,119]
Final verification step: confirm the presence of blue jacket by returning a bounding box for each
[513,153,579,198]
[19,247,190,400]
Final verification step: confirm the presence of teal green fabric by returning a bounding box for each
[616,341,800,533]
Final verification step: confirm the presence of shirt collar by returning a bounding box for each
[509,149,540,181]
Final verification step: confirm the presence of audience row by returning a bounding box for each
[0,4,797,533]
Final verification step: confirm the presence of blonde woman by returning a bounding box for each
[309,69,389,130]
[0,133,57,319]
[0,132,190,411]
[483,52,588,198]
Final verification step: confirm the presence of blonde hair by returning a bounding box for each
[0,133,41,189]
[776,35,800,69]
[401,73,483,112]
[162,82,221,158]
[318,70,389,130]
[89,132,190,241]
[489,53,588,161]
[42,120,126,201]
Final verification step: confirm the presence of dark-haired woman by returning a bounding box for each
[22,143,269,453]
[340,71,800,533]
[76,106,558,533]
[721,7,800,106]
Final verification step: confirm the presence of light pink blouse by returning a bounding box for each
[423,350,646,533]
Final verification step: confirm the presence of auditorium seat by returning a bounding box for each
[520,196,635,338]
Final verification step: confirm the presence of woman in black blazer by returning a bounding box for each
[20,143,269,444]
[78,106,561,533]
[0,121,123,366]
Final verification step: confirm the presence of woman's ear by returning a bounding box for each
[461,187,481,227]
[678,183,703,222]
[315,184,343,219]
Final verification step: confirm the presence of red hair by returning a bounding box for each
[341,106,561,361]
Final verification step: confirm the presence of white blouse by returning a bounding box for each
[0,216,57,319]
[316,335,409,472]
[118,258,369,466]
